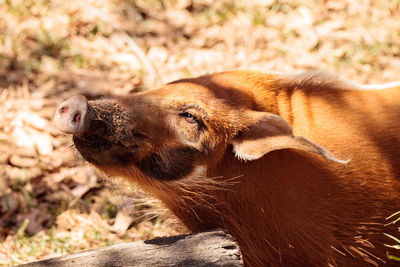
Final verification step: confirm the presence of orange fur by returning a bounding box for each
[71,71,400,266]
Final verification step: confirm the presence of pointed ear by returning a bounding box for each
[231,112,348,163]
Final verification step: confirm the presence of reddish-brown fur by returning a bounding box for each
[57,71,400,266]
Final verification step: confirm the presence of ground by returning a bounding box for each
[1,0,400,265]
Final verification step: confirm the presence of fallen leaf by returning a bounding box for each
[49,167,78,184]
[68,168,98,206]
[15,147,37,158]
[21,112,49,131]
[70,183,96,199]
[147,46,169,64]
[39,147,74,171]
[25,127,53,155]
[10,126,36,150]
[0,151,10,164]
[109,210,134,236]
[5,165,42,181]
[9,155,38,168]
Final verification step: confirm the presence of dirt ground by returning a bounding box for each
[1,0,400,265]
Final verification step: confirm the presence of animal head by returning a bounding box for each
[54,71,344,182]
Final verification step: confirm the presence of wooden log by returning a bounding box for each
[19,229,243,267]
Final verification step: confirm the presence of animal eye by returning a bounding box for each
[180,112,198,124]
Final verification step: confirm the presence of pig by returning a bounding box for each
[54,71,400,266]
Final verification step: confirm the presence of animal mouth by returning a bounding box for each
[73,134,138,165]
[73,135,112,152]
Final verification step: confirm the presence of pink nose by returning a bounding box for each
[54,95,89,135]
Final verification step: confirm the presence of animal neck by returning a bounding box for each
[149,146,395,266]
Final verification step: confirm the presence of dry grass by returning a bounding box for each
[1,0,400,265]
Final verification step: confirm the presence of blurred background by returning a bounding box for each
[1,0,400,265]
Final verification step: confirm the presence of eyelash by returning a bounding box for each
[180,112,198,123]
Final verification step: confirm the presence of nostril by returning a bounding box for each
[60,106,69,115]
[73,112,81,124]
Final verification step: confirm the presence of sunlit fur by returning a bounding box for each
[74,71,400,266]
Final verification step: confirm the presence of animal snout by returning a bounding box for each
[54,95,89,135]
